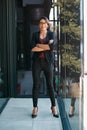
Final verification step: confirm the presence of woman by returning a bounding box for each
[31,16,59,118]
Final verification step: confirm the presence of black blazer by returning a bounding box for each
[31,30,56,64]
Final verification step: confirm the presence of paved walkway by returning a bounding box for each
[0,98,63,130]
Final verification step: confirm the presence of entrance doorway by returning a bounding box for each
[16,0,53,97]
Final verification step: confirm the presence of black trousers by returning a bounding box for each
[32,58,56,107]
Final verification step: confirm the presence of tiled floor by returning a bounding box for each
[0,98,63,130]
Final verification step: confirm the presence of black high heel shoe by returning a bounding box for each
[32,107,38,118]
[51,106,59,118]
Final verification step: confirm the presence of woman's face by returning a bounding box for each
[39,19,48,31]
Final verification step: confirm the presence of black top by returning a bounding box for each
[31,31,56,64]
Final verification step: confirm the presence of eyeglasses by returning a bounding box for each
[39,22,47,25]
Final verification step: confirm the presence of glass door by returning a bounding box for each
[50,0,83,129]
[59,1,81,129]
[16,0,47,97]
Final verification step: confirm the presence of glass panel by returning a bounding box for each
[58,0,82,129]
[55,6,57,20]
[0,0,9,113]
[16,2,47,97]
[49,8,53,20]
[51,0,83,129]
[16,5,33,96]
[60,0,80,96]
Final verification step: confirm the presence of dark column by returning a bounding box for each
[0,0,8,97]
[6,0,17,96]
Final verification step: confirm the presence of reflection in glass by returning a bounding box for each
[58,0,81,129]
[56,1,80,96]
[51,0,82,129]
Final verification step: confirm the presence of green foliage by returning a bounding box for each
[59,0,81,77]
[61,44,80,74]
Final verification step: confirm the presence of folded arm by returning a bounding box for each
[36,40,54,51]
[31,31,55,52]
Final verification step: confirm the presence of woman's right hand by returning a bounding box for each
[49,40,54,44]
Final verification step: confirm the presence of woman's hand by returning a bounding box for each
[36,44,40,48]
[36,44,50,50]
[49,40,54,44]
[31,47,44,52]
[32,39,54,52]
